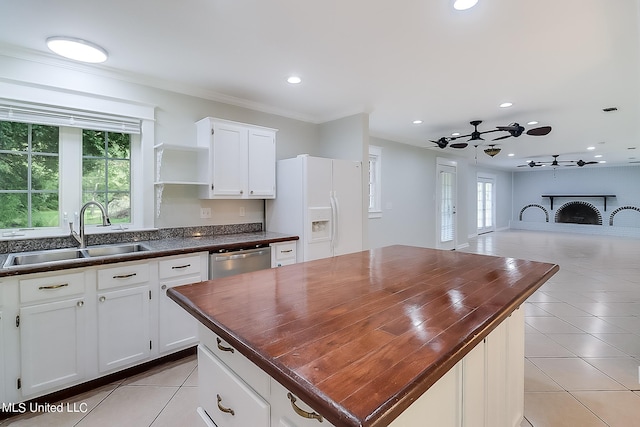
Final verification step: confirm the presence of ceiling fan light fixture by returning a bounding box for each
[453,0,478,10]
[484,146,501,157]
[46,36,107,63]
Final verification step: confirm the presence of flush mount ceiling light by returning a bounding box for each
[499,102,513,108]
[46,36,108,63]
[412,120,423,124]
[453,0,478,10]
[287,76,302,84]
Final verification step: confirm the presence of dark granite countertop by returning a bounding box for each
[0,231,298,278]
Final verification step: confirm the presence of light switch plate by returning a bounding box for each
[200,207,212,219]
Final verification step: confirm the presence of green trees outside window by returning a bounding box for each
[0,122,59,228]
[82,130,131,225]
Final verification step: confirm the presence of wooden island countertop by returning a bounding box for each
[168,245,559,427]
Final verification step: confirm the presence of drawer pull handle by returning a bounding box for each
[171,264,191,269]
[287,393,323,423]
[39,283,69,290]
[281,249,293,253]
[113,273,137,279]
[216,337,234,353]
[216,394,235,416]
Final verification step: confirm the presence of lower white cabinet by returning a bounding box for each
[158,254,206,354]
[199,345,270,427]
[271,379,334,427]
[270,241,297,268]
[18,271,89,397]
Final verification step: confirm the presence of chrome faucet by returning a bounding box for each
[70,201,111,248]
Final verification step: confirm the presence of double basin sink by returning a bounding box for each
[3,243,152,268]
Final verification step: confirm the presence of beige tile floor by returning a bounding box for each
[2,230,639,427]
[463,230,640,427]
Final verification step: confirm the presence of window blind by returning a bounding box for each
[0,100,141,134]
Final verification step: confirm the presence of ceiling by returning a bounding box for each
[1,0,639,169]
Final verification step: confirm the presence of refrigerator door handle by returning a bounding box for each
[330,191,339,250]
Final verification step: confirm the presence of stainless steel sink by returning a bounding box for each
[4,247,86,267]
[3,243,152,268]
[82,243,151,257]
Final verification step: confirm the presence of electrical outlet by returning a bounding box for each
[239,207,245,217]
[200,207,212,219]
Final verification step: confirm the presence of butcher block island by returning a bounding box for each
[168,245,558,427]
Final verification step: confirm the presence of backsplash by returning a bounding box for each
[0,223,263,254]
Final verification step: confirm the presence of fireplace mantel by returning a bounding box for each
[542,194,616,211]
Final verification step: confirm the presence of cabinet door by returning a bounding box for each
[506,308,525,427]
[97,285,150,373]
[485,321,508,427]
[158,275,199,354]
[198,345,270,427]
[20,298,87,397]
[247,128,276,198]
[212,122,246,197]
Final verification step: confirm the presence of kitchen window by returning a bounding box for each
[0,98,144,236]
[369,145,382,218]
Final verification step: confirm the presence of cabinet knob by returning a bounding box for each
[99,296,106,302]
[161,284,167,290]
[250,190,254,194]
[77,301,84,307]
[240,190,243,194]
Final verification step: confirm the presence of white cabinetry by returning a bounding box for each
[96,261,151,373]
[158,253,207,354]
[18,271,90,397]
[270,241,297,268]
[0,307,4,405]
[196,117,276,200]
[271,379,333,427]
[154,143,208,217]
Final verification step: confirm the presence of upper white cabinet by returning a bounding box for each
[196,117,276,199]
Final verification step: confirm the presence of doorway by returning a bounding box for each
[436,159,457,250]
[477,174,495,234]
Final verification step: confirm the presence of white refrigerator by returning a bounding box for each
[266,155,363,262]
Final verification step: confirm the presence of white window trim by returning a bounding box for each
[0,82,156,240]
[369,145,382,219]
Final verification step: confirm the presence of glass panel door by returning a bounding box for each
[477,175,495,234]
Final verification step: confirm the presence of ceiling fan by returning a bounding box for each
[430,120,552,150]
[518,154,598,168]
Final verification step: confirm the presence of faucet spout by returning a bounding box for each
[74,201,111,248]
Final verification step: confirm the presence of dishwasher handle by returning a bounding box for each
[214,248,270,262]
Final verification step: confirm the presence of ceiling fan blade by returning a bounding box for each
[526,126,552,136]
[450,142,468,149]
[492,135,512,141]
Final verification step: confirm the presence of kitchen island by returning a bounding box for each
[168,245,559,427]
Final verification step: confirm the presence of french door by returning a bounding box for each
[436,160,457,250]
[477,174,495,234]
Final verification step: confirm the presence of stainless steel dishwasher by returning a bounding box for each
[209,245,272,279]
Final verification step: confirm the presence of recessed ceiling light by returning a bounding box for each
[527,121,538,125]
[594,155,603,158]
[599,160,607,164]
[46,36,108,63]
[508,153,515,157]
[451,132,460,136]
[587,146,596,150]
[287,76,302,84]
[412,120,423,125]
[453,0,478,10]
[499,102,513,108]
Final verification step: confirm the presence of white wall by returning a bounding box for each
[512,165,640,232]
[0,54,322,229]
[368,137,443,249]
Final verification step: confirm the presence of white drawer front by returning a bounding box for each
[159,254,202,279]
[273,242,296,261]
[20,271,85,304]
[271,379,334,426]
[198,345,269,427]
[199,324,270,399]
[97,262,149,290]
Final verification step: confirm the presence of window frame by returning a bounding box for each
[368,145,382,219]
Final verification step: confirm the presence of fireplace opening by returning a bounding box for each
[555,201,602,225]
